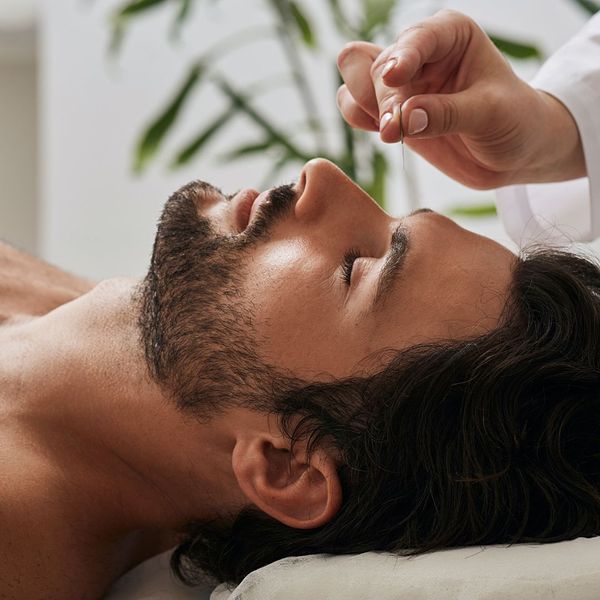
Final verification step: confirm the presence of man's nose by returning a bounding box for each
[294,158,386,224]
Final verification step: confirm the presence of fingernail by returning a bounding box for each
[381,59,397,77]
[379,112,393,131]
[408,108,428,135]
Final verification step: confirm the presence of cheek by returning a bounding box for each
[243,244,354,375]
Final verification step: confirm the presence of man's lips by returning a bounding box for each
[233,188,270,232]
[231,173,305,232]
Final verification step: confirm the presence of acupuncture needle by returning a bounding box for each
[399,104,405,170]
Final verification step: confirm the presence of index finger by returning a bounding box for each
[337,41,382,119]
[376,9,477,88]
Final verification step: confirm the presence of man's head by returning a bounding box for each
[139,159,600,585]
[140,158,514,388]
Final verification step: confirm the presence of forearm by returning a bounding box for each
[517,89,586,185]
[521,12,600,188]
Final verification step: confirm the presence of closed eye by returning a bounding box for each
[341,248,361,286]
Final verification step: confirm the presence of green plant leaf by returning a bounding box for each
[488,34,542,60]
[110,0,171,54]
[326,0,356,36]
[448,202,497,217]
[214,77,311,162]
[363,149,388,208]
[570,0,600,14]
[115,0,171,19]
[171,0,194,38]
[109,21,127,55]
[134,63,203,173]
[288,1,317,48]
[361,0,395,38]
[335,70,357,180]
[170,104,235,168]
[220,139,277,161]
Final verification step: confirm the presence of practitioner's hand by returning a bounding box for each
[336,9,585,189]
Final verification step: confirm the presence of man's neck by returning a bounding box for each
[0,278,243,591]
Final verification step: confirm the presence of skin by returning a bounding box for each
[0,160,515,598]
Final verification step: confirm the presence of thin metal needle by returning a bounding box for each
[399,104,405,170]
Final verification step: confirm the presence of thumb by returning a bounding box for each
[401,91,481,139]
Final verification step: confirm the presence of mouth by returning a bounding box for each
[233,188,272,232]
[232,172,306,233]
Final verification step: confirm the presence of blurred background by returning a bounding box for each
[0,0,595,280]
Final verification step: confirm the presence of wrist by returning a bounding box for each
[522,89,585,184]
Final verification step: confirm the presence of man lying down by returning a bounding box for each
[3,9,600,600]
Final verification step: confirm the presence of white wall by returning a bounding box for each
[38,0,591,279]
[0,44,37,254]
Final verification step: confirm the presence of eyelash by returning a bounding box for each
[341,248,361,285]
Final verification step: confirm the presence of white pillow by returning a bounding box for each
[106,549,213,600]
[211,537,600,600]
[107,537,600,600]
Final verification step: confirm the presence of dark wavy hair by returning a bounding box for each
[171,247,600,586]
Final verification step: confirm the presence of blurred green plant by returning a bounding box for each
[571,0,600,15]
[108,0,578,212]
[448,200,498,218]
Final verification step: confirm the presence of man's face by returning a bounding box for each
[142,158,515,395]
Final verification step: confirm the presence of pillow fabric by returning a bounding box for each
[106,550,213,600]
[211,537,600,600]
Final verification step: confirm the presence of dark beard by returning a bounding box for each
[137,179,297,418]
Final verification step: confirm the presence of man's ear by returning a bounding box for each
[231,430,342,529]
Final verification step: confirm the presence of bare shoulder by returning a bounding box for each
[0,442,98,598]
[0,241,95,321]
[0,440,178,598]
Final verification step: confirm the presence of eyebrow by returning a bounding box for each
[372,223,410,311]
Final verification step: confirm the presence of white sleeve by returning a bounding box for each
[495,12,600,246]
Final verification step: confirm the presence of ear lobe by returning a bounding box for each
[232,435,342,530]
